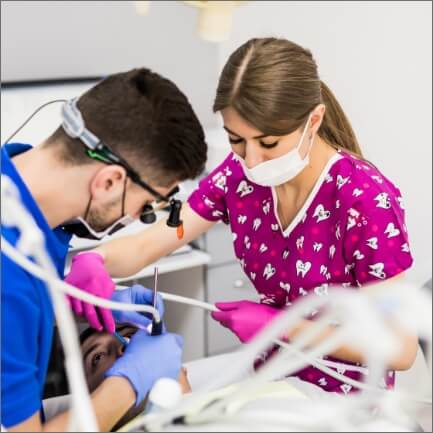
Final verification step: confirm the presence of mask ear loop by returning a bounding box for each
[82,195,93,222]
[120,175,128,218]
[296,112,315,158]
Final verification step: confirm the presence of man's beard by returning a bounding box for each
[86,197,122,232]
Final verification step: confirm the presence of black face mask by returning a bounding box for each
[63,177,134,240]
[63,186,183,240]
[63,178,133,240]
[62,215,134,240]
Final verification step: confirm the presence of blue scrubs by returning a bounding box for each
[1,144,72,428]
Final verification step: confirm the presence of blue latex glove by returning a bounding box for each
[111,284,164,330]
[105,330,183,405]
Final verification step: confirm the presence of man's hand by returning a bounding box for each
[111,284,164,329]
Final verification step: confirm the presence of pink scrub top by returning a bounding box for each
[188,150,413,394]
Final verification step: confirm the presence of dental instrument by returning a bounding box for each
[114,332,130,347]
[151,267,163,336]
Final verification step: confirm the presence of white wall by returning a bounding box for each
[2,1,430,282]
[216,0,432,285]
[1,82,97,145]
[0,1,219,128]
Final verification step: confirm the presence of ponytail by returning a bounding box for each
[213,37,364,158]
[319,81,363,158]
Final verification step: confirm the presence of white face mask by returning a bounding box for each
[238,112,314,187]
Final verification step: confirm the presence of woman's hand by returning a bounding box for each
[211,300,283,343]
[65,252,116,332]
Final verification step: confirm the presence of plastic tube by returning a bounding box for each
[159,292,218,312]
[2,239,161,323]
[131,294,346,430]
[136,286,432,431]
[2,176,98,431]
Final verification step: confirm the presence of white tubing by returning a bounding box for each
[2,239,161,323]
[276,339,374,392]
[1,176,98,432]
[189,327,349,425]
[276,339,431,404]
[137,286,432,431]
[134,294,344,431]
[160,292,218,312]
[2,235,220,322]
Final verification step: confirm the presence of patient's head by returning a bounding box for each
[80,324,191,430]
[80,323,137,393]
[80,324,146,430]
[44,324,190,430]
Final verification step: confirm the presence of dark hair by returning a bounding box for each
[43,326,99,400]
[43,326,128,400]
[213,37,362,158]
[46,68,207,187]
[43,327,69,399]
[79,326,98,345]
[43,327,101,399]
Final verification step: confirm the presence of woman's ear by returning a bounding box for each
[310,104,326,135]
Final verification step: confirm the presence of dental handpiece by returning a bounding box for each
[151,267,163,336]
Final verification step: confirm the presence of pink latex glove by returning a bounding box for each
[211,300,283,343]
[65,252,115,333]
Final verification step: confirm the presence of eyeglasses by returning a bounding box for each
[139,185,180,224]
[61,98,183,231]
[86,143,183,229]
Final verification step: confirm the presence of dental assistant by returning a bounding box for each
[66,38,418,394]
[1,68,207,431]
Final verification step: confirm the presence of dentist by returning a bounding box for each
[1,68,207,431]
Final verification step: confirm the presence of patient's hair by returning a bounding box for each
[79,326,98,344]
[44,68,207,187]
[43,327,68,399]
[43,326,101,399]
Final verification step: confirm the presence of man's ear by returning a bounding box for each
[89,165,127,200]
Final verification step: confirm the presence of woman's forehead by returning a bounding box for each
[221,107,266,138]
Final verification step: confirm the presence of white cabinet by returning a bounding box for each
[202,223,258,356]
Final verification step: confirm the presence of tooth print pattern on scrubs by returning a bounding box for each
[188,150,413,394]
